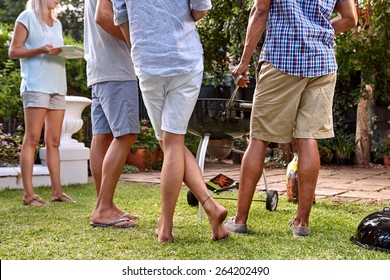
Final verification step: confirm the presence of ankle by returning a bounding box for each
[201,195,213,207]
[234,215,247,225]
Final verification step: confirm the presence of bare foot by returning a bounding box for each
[113,205,140,220]
[118,212,140,220]
[203,198,230,240]
[155,219,174,243]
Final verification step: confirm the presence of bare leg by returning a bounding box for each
[235,138,268,225]
[44,109,65,198]
[156,132,185,242]
[293,138,320,228]
[90,134,113,196]
[183,147,229,240]
[20,108,47,203]
[91,133,137,226]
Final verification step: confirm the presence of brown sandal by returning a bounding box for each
[51,193,75,203]
[23,195,49,206]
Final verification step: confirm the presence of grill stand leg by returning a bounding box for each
[195,133,210,219]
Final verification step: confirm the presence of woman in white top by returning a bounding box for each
[9,0,73,206]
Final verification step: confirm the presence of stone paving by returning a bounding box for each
[120,159,390,204]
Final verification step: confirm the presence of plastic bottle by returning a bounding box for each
[286,153,316,204]
[286,154,299,203]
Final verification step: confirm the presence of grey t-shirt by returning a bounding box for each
[84,0,136,87]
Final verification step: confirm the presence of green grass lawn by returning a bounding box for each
[0,182,389,260]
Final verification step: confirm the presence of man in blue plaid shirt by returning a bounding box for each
[226,0,357,238]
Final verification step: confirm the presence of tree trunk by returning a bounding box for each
[355,83,374,166]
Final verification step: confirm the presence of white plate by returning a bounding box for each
[59,45,84,59]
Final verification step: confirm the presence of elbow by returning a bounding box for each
[192,10,208,22]
[95,13,103,26]
[349,15,358,29]
[344,8,359,30]
[8,48,17,60]
[251,4,269,22]
[345,13,358,29]
[95,10,109,27]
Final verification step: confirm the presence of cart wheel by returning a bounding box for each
[266,190,278,211]
[187,190,199,206]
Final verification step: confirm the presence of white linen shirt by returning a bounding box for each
[113,0,212,79]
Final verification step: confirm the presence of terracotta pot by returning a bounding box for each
[384,155,390,167]
[126,147,162,170]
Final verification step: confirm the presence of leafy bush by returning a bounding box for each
[0,23,23,123]
[122,164,139,174]
[0,123,23,167]
[184,133,201,156]
[131,119,159,152]
[318,145,334,164]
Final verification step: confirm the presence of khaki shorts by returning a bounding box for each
[251,62,336,143]
[22,91,66,110]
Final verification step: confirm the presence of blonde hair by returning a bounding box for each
[26,0,59,26]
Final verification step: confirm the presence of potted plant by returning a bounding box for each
[334,134,356,165]
[126,119,162,170]
[382,137,390,167]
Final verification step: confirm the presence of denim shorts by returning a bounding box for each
[22,91,66,110]
[251,62,336,143]
[91,80,139,138]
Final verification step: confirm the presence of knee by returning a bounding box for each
[45,137,61,149]
[22,135,41,148]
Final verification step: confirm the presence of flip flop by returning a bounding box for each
[51,193,75,203]
[90,217,137,228]
[119,212,140,220]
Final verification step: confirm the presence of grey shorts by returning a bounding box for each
[251,62,336,143]
[22,91,66,110]
[91,80,139,138]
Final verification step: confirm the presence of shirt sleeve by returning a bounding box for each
[111,0,129,26]
[16,10,31,31]
[191,0,212,11]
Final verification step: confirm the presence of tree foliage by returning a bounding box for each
[336,0,390,103]
[0,0,25,25]
[58,0,84,41]
[0,0,85,41]
[197,0,256,83]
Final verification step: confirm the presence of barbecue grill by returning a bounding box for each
[186,94,279,213]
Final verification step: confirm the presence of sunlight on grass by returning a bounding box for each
[0,183,389,260]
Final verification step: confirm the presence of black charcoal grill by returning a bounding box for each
[186,94,278,213]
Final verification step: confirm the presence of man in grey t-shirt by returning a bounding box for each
[84,0,139,228]
[112,0,229,242]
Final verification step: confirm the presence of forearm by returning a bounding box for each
[96,0,127,41]
[331,0,358,35]
[9,46,44,59]
[240,3,269,64]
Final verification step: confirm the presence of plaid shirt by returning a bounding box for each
[260,0,343,77]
